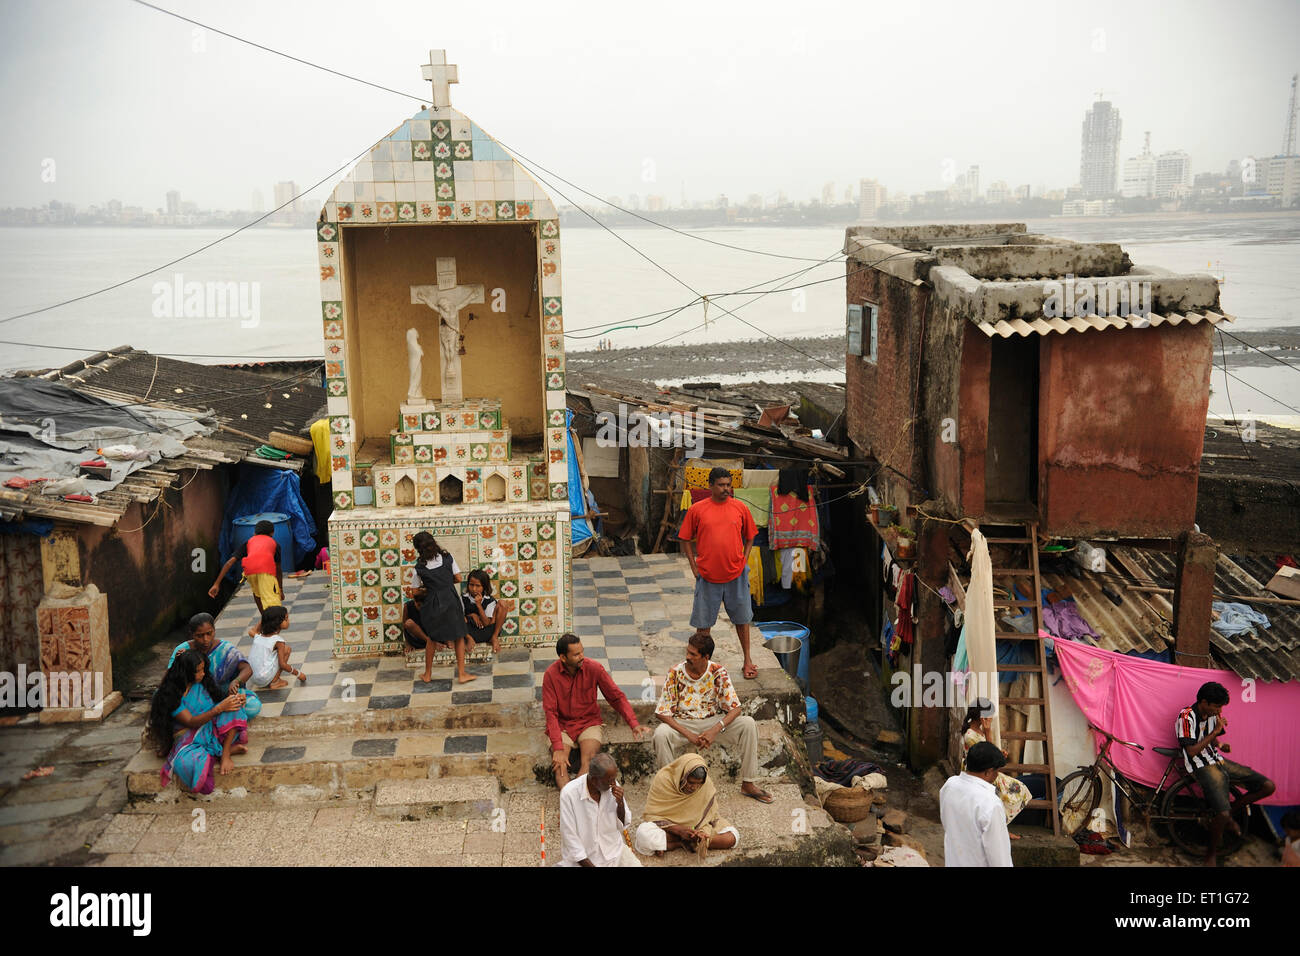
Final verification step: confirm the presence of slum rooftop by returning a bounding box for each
[844,222,1234,339]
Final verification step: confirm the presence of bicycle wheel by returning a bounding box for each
[1160,775,1248,858]
[1057,769,1102,837]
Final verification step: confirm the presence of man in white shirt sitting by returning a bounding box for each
[940,741,1013,867]
[558,752,641,867]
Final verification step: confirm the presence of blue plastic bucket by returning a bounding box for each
[755,621,810,687]
[230,512,293,578]
[805,695,819,725]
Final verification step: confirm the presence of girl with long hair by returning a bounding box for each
[409,532,473,684]
[147,649,246,793]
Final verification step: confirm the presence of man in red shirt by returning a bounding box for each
[543,633,648,789]
[679,467,759,678]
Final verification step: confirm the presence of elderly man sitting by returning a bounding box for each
[558,753,640,867]
[652,631,772,803]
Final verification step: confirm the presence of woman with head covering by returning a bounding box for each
[634,754,740,859]
[961,697,1030,834]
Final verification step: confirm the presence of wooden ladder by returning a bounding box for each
[986,521,1060,835]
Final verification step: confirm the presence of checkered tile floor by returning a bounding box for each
[212,554,697,719]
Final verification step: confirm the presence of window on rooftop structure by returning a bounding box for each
[848,303,879,363]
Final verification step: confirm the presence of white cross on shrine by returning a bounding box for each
[421,50,458,110]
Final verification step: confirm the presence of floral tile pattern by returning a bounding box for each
[316,79,569,655]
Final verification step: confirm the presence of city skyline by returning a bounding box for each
[1,0,1297,212]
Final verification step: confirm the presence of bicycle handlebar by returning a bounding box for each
[1087,723,1145,751]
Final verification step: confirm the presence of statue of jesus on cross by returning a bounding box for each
[410,257,484,403]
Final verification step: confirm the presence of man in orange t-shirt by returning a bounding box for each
[679,467,758,678]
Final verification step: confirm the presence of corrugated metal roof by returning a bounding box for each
[1036,568,1173,656]
[1112,547,1300,682]
[975,311,1235,338]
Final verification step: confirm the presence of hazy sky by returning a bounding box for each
[2,0,1297,211]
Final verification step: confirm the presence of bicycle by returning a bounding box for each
[1056,724,1249,858]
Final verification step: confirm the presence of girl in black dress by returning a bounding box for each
[462,568,505,654]
[411,532,474,684]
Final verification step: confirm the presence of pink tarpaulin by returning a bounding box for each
[1053,638,1300,804]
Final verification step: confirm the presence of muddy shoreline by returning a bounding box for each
[567,328,1300,384]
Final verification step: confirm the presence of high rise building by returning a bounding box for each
[822,182,836,206]
[165,190,181,216]
[1121,131,1156,199]
[1080,98,1122,198]
[1258,155,1300,206]
[273,181,300,224]
[966,165,980,202]
[858,178,886,220]
[1154,150,1192,199]
[986,180,1010,203]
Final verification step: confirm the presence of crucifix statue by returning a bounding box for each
[410,257,484,403]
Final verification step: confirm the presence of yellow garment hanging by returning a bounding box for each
[747,546,764,606]
[309,418,332,483]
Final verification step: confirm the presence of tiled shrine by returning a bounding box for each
[320,50,572,657]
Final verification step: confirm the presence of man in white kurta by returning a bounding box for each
[939,741,1013,867]
[558,753,641,867]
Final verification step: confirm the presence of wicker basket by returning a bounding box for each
[268,430,314,456]
[823,787,874,824]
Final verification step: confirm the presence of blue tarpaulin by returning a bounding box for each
[566,409,595,548]
[216,464,316,573]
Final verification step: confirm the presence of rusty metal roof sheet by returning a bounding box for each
[1111,547,1300,683]
[975,312,1235,338]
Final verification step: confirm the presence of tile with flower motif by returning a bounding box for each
[545,354,565,373]
[416,201,436,222]
[432,119,450,139]
[322,301,343,322]
[544,334,563,354]
[333,490,353,510]
[318,221,339,242]
[326,379,347,397]
[542,296,562,316]
[415,446,433,463]
[363,587,381,606]
[343,625,362,643]
[544,315,563,333]
[541,220,559,239]
[412,140,433,161]
[323,320,343,340]
[476,201,496,220]
[381,549,401,567]
[435,161,454,181]
[384,623,403,641]
[456,201,475,221]
[335,204,355,225]
[539,540,556,559]
[381,566,400,586]
[518,542,537,561]
[355,202,376,222]
[397,202,416,222]
[529,479,547,499]
[377,202,397,222]
[515,201,533,220]
[452,140,472,161]
[360,568,381,588]
[496,201,515,220]
[394,446,414,465]
[520,617,538,635]
[464,487,481,503]
[418,486,437,505]
[319,241,338,265]
[436,182,457,202]
[342,606,363,627]
[422,412,441,431]
[502,618,519,636]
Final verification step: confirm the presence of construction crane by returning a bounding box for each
[1284,73,1298,157]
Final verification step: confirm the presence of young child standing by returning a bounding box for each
[410,532,473,685]
[247,606,305,690]
[210,520,284,613]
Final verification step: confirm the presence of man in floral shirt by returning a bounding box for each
[653,631,773,803]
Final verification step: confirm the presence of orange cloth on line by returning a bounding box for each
[678,497,757,584]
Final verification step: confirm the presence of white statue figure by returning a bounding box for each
[410,257,484,403]
[406,327,425,402]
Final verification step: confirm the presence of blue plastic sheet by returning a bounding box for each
[566,409,594,548]
[216,463,317,574]
[0,518,54,537]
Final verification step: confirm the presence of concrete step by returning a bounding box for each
[125,718,798,803]
[373,776,500,820]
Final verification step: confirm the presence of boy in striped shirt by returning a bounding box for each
[1175,681,1274,865]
